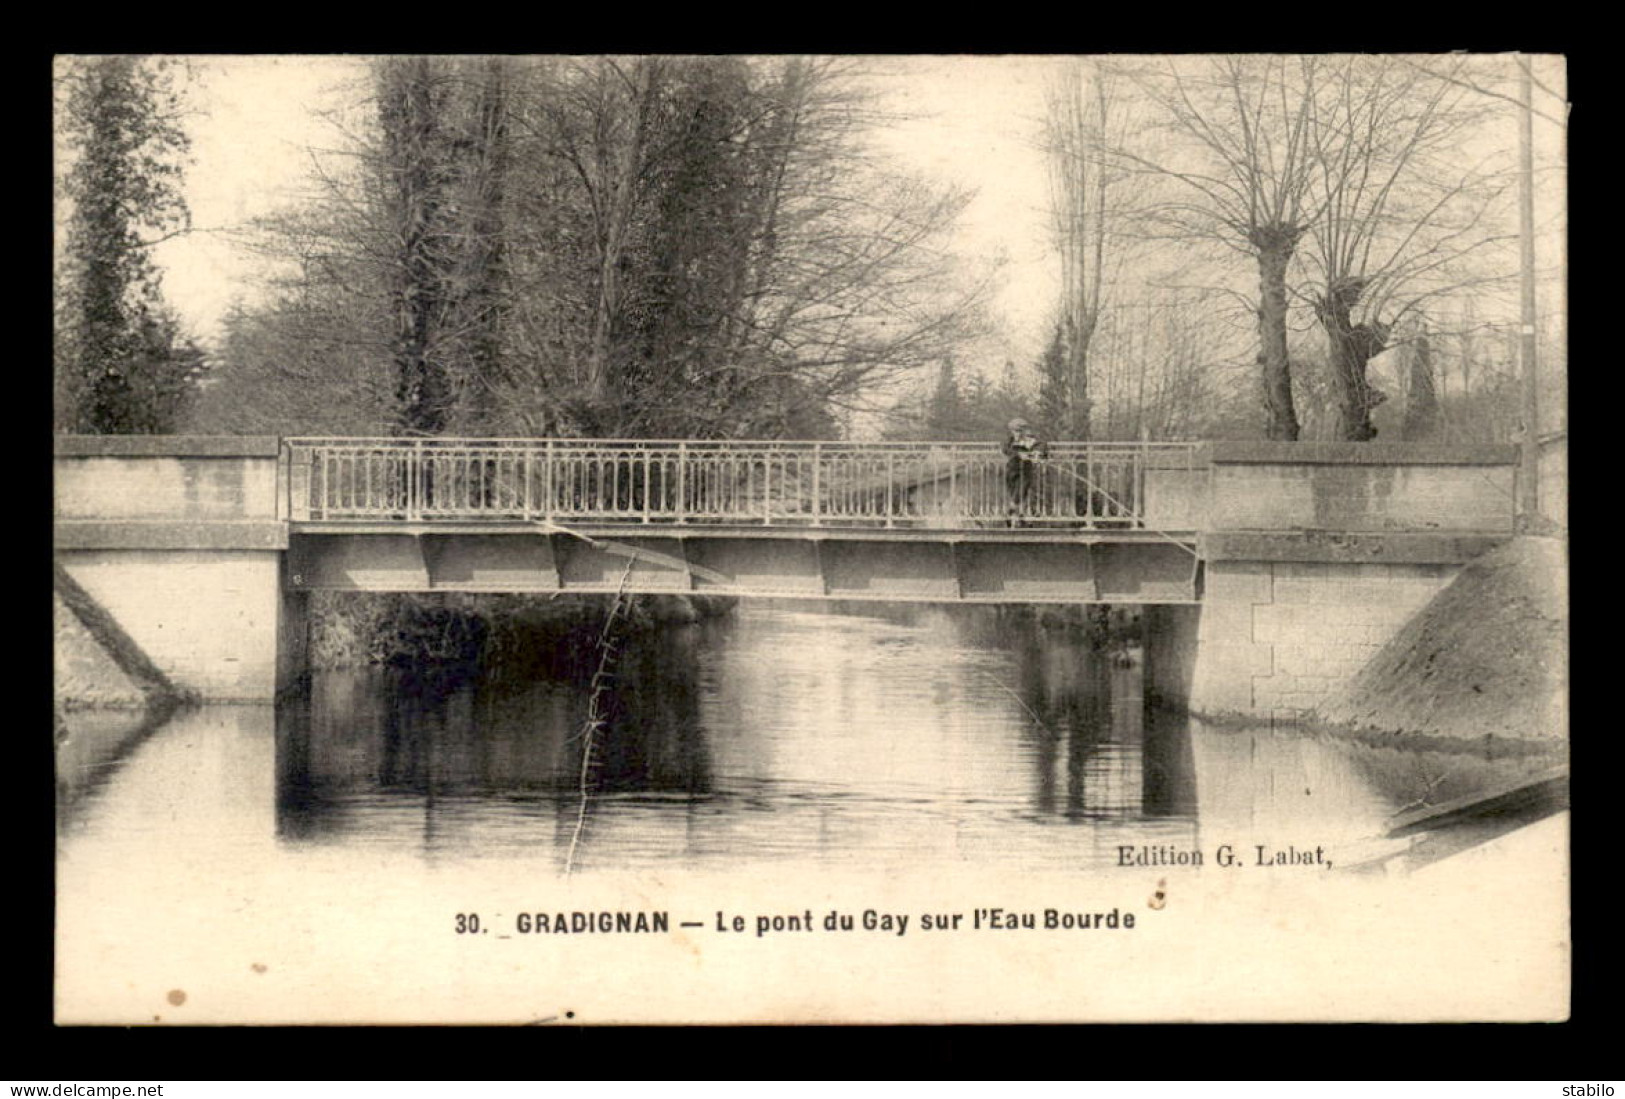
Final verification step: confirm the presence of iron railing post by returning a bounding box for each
[543,439,554,520]
[676,443,688,524]
[276,441,290,522]
[811,443,822,526]
[763,451,773,525]
[411,440,423,521]
[318,447,329,521]
[1137,441,1148,528]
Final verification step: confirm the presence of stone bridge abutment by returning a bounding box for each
[1147,441,1515,721]
[54,436,306,702]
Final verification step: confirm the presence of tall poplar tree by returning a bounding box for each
[56,55,196,434]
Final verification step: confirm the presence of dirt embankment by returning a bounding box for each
[1318,536,1567,743]
[55,592,145,710]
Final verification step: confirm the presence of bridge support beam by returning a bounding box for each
[284,530,1203,604]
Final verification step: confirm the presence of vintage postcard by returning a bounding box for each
[53,53,1568,1025]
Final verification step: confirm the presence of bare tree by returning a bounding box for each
[1399,319,1441,440]
[1108,55,1328,440]
[497,55,983,438]
[1042,58,1134,439]
[1298,55,1510,440]
[200,56,982,443]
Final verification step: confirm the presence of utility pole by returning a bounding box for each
[1517,52,1541,526]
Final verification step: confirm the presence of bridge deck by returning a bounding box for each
[287,519,1196,544]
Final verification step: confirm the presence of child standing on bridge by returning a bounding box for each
[1002,418,1049,526]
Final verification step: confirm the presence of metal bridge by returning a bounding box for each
[285,437,1200,529]
[282,438,1208,603]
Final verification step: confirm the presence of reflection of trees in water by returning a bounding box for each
[1014,629,1122,819]
[1004,618,1197,823]
[586,630,714,794]
[1140,704,1198,817]
[274,605,1213,860]
[275,627,717,842]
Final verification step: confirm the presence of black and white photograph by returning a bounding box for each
[51,53,1569,1025]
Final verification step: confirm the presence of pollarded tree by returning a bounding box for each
[1298,54,1510,440]
[56,55,197,434]
[1108,55,1328,440]
[1109,54,1512,443]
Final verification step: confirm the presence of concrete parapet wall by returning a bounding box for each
[1143,467,1208,530]
[55,437,281,522]
[1206,441,1516,535]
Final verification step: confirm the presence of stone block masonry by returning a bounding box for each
[1178,442,1516,722]
[1189,559,1460,722]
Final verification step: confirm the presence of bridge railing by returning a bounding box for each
[283,438,1202,529]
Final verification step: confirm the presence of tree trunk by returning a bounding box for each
[464,57,510,433]
[380,58,452,437]
[1252,229,1301,440]
[1316,276,1388,442]
[585,60,657,415]
[1066,315,1094,440]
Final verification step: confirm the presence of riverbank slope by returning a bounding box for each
[1317,536,1567,743]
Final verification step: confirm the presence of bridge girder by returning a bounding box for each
[286,528,1202,605]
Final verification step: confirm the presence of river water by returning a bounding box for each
[59,601,1551,879]
[56,600,1574,1024]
